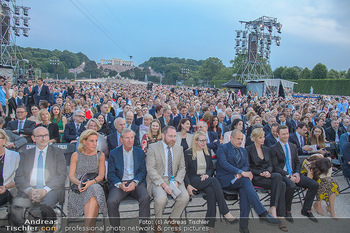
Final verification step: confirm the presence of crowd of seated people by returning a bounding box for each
[0,77,349,233]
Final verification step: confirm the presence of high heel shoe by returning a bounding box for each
[326,206,338,220]
[224,217,239,225]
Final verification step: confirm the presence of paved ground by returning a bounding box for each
[1,171,349,233]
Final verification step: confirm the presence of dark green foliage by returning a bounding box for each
[273,66,285,79]
[300,67,311,79]
[311,63,328,79]
[293,79,350,95]
[281,67,299,80]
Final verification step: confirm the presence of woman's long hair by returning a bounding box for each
[50,104,62,122]
[308,125,326,148]
[191,131,209,160]
[310,157,332,181]
[147,119,162,142]
[208,116,222,136]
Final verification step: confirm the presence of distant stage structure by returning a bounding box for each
[234,16,282,84]
[0,0,31,82]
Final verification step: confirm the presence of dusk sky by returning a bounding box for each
[15,0,350,71]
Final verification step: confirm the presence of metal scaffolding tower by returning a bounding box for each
[0,0,30,82]
[234,16,282,84]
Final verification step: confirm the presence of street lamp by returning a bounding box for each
[181,68,189,86]
[50,59,60,80]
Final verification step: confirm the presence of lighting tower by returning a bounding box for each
[234,16,282,84]
[0,0,30,82]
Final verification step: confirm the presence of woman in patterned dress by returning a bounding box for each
[68,129,107,232]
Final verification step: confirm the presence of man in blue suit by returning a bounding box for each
[107,128,150,233]
[339,127,350,155]
[264,123,279,147]
[63,110,86,143]
[29,78,51,105]
[216,129,280,233]
[173,105,191,131]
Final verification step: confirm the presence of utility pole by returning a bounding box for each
[50,59,59,80]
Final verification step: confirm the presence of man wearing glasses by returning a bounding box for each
[63,110,86,143]
[14,126,67,206]
[6,106,36,143]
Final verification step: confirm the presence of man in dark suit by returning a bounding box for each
[324,112,337,130]
[216,129,280,233]
[6,106,36,143]
[29,78,51,105]
[173,105,191,130]
[288,111,300,134]
[107,128,150,233]
[325,119,346,143]
[263,115,277,136]
[14,127,67,206]
[158,107,174,129]
[125,112,140,147]
[264,123,279,147]
[23,80,35,112]
[94,102,116,133]
[197,121,220,154]
[288,122,313,156]
[63,110,86,143]
[116,104,131,118]
[107,118,129,153]
[277,113,293,133]
[270,125,319,223]
[223,107,233,126]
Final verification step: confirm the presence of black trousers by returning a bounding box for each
[0,190,12,206]
[190,176,229,227]
[107,183,150,232]
[252,173,286,217]
[283,175,319,212]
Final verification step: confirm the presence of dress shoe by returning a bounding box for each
[154,221,162,233]
[285,212,294,223]
[224,217,239,225]
[239,227,250,233]
[168,217,181,233]
[260,213,281,225]
[301,210,318,223]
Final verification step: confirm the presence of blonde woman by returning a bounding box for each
[36,109,60,143]
[0,129,20,206]
[68,129,107,232]
[141,119,162,155]
[184,132,238,232]
[138,114,153,145]
[62,102,73,123]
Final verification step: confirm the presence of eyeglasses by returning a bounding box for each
[34,134,49,139]
[75,115,85,118]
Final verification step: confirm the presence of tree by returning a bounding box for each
[346,69,350,79]
[327,69,340,79]
[212,67,234,81]
[281,67,299,80]
[199,57,225,81]
[300,67,311,79]
[311,63,328,79]
[273,66,285,79]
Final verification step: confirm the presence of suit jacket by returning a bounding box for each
[325,126,346,142]
[263,124,272,136]
[216,142,250,188]
[94,112,116,133]
[158,117,174,129]
[270,142,300,176]
[223,116,232,125]
[135,117,143,126]
[175,132,193,148]
[246,144,273,179]
[30,84,51,105]
[63,121,86,143]
[5,129,27,150]
[339,132,349,155]
[24,86,35,106]
[342,142,350,178]
[206,131,220,153]
[7,98,17,117]
[146,141,186,196]
[184,149,214,187]
[129,123,140,147]
[289,132,308,155]
[107,146,146,189]
[264,133,278,147]
[14,145,67,203]
[3,148,20,195]
[289,120,299,133]
[277,120,293,133]
[6,119,36,143]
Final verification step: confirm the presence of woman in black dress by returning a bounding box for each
[184,131,238,232]
[96,114,112,136]
[36,109,60,143]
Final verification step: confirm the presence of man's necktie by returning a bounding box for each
[76,124,80,136]
[234,148,242,165]
[36,151,44,189]
[284,144,293,175]
[299,135,304,147]
[167,147,173,179]
[18,120,23,131]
